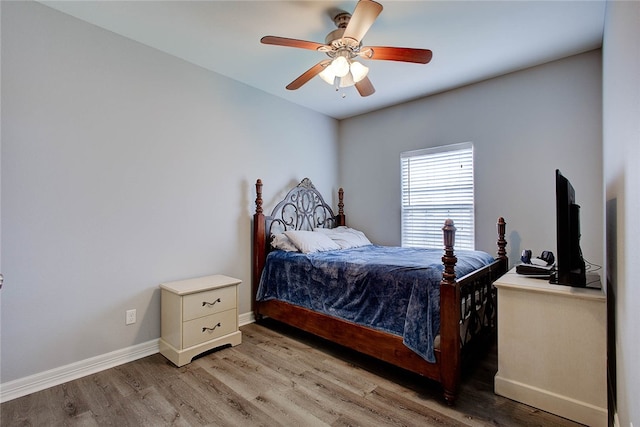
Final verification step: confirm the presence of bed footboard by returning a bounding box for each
[458,217,507,351]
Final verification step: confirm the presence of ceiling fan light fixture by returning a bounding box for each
[350,60,369,83]
[332,55,350,77]
[319,57,368,87]
[339,72,355,88]
[319,64,337,85]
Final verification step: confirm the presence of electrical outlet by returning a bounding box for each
[126,309,136,325]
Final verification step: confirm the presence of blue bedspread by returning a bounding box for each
[256,245,495,363]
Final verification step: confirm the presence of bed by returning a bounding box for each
[252,178,508,403]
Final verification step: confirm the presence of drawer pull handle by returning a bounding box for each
[202,323,221,333]
[202,298,221,307]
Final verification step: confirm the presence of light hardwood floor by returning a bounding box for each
[1,320,583,426]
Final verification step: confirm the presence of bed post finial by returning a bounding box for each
[255,179,263,215]
[336,187,346,226]
[496,217,507,260]
[442,219,457,282]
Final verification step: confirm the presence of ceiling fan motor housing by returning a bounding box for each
[324,13,361,58]
[333,12,351,29]
[325,28,346,45]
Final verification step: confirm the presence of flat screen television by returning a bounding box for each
[553,169,587,287]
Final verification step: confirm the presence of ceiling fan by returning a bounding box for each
[260,0,433,97]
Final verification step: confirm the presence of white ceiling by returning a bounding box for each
[40,1,606,120]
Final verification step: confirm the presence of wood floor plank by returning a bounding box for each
[1,321,585,426]
[194,347,292,401]
[1,385,55,426]
[366,386,469,427]
[225,336,313,378]
[250,388,332,427]
[112,385,183,426]
[311,351,389,397]
[73,370,141,425]
[177,365,281,427]
[66,411,101,426]
[151,373,231,426]
[292,368,445,427]
[276,381,344,425]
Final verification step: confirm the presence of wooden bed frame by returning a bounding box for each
[252,178,508,404]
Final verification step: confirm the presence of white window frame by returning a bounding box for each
[401,142,475,250]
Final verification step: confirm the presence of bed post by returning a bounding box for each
[496,217,508,264]
[440,219,461,404]
[253,179,266,318]
[336,187,346,226]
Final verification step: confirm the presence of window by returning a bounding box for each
[401,142,475,250]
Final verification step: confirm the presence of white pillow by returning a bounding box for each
[283,230,341,253]
[271,233,299,252]
[314,226,372,249]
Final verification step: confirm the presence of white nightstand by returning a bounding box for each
[159,274,242,367]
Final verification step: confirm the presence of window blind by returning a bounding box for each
[401,142,475,250]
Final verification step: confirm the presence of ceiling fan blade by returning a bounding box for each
[342,0,383,43]
[355,76,375,97]
[261,36,327,51]
[286,60,331,90]
[359,46,433,64]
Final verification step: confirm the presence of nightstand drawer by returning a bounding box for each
[182,309,238,348]
[183,285,236,321]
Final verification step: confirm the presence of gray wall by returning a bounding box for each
[603,1,640,426]
[1,1,338,383]
[339,51,603,273]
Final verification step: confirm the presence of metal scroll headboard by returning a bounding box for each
[266,178,338,237]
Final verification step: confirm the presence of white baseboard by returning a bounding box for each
[0,339,159,403]
[0,312,256,403]
[495,374,607,427]
[239,310,255,326]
